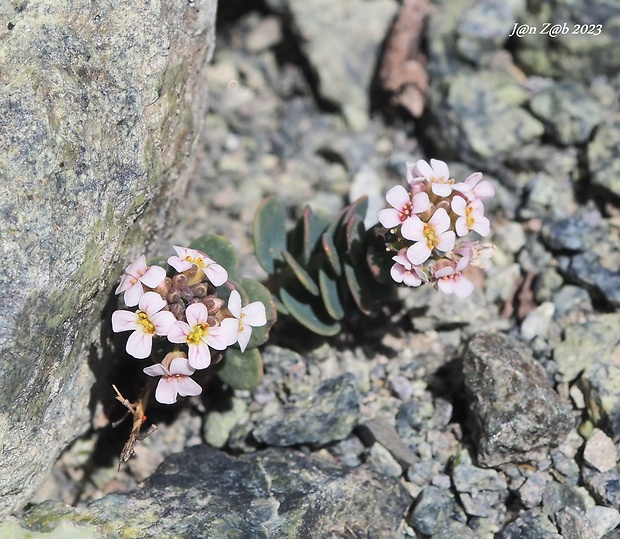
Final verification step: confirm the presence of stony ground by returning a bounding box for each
[13,0,620,537]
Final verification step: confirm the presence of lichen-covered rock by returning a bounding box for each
[529,81,603,145]
[13,445,412,538]
[588,119,620,199]
[271,0,398,129]
[0,0,217,516]
[463,333,573,467]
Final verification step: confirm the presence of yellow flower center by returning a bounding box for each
[465,205,475,229]
[137,311,156,334]
[423,223,438,249]
[187,323,208,345]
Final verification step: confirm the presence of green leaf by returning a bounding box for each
[343,196,369,223]
[253,196,287,274]
[321,232,342,276]
[319,268,345,320]
[190,235,240,281]
[217,348,263,390]
[214,279,248,304]
[240,277,277,348]
[282,249,320,296]
[345,214,366,263]
[301,206,331,265]
[280,287,341,336]
[344,262,372,315]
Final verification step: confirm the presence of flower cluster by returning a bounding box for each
[112,246,267,404]
[378,159,496,297]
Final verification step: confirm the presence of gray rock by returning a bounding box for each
[282,0,398,129]
[541,215,603,253]
[583,429,618,473]
[432,520,478,539]
[559,253,620,308]
[409,485,459,536]
[367,442,402,477]
[253,374,361,446]
[542,481,586,522]
[464,333,573,467]
[553,285,593,317]
[588,119,620,199]
[0,0,217,516]
[529,82,603,145]
[520,471,553,509]
[583,469,620,507]
[556,507,596,539]
[512,0,620,79]
[452,451,508,519]
[427,71,544,161]
[586,506,620,539]
[358,416,418,469]
[498,510,562,538]
[521,302,555,341]
[553,314,620,383]
[455,0,525,64]
[13,445,411,537]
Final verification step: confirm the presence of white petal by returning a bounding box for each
[139,291,166,316]
[115,273,135,294]
[430,158,449,179]
[124,255,147,277]
[455,217,469,237]
[431,182,452,197]
[143,363,170,377]
[237,327,252,353]
[175,376,203,398]
[167,256,191,272]
[242,302,266,327]
[205,263,228,286]
[385,185,410,211]
[205,325,231,351]
[168,357,195,376]
[126,330,152,359]
[151,311,176,336]
[451,195,467,216]
[415,159,434,181]
[186,302,208,326]
[155,378,178,404]
[220,317,240,346]
[378,208,402,229]
[400,216,425,241]
[411,192,430,214]
[189,343,212,370]
[140,265,167,288]
[407,242,431,265]
[227,290,242,319]
[454,276,475,298]
[123,281,144,307]
[112,310,138,333]
[167,321,191,343]
[472,216,490,237]
[429,208,450,234]
[436,231,456,252]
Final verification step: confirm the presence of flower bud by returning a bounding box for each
[172,273,189,290]
[206,315,219,327]
[167,289,181,304]
[203,296,225,314]
[169,302,186,321]
[190,282,209,298]
[152,276,171,296]
[161,350,188,370]
[179,286,194,302]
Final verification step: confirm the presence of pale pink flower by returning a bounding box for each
[390,249,426,287]
[402,208,456,265]
[115,255,167,307]
[167,246,228,286]
[227,290,267,352]
[415,159,471,197]
[464,172,495,201]
[167,302,236,369]
[433,257,475,298]
[451,196,490,237]
[378,186,430,229]
[143,357,202,404]
[405,162,427,193]
[456,241,496,268]
[112,292,176,359]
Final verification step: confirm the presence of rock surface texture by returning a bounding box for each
[0,0,217,516]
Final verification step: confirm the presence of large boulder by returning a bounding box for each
[0,0,217,515]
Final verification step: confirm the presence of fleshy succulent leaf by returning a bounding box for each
[301,205,331,265]
[280,286,341,336]
[344,261,373,315]
[319,268,345,320]
[282,249,320,296]
[253,196,287,274]
[321,232,342,276]
[217,347,263,390]
[190,235,239,281]
[345,214,366,263]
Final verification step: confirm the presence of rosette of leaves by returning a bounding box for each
[253,196,393,336]
[187,236,277,390]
